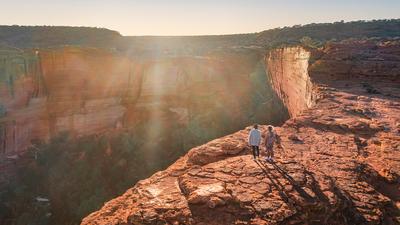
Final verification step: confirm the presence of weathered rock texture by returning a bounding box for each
[82,40,400,224]
[0,47,284,185]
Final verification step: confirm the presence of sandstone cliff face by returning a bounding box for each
[82,40,400,224]
[0,48,284,186]
[0,48,135,159]
[266,47,313,117]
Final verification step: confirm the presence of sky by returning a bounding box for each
[1,0,399,36]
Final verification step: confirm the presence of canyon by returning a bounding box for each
[0,20,399,224]
[82,40,400,224]
[0,46,286,187]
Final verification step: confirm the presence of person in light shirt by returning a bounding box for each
[248,124,261,160]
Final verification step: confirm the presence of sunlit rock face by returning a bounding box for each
[82,40,400,224]
[0,47,286,184]
[266,47,314,117]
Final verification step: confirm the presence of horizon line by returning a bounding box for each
[1,18,399,37]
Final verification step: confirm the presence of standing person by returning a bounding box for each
[265,125,277,162]
[248,124,261,160]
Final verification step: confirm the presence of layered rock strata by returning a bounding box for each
[82,40,400,224]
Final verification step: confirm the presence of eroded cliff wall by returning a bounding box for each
[82,40,400,224]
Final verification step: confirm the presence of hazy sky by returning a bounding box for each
[1,0,399,36]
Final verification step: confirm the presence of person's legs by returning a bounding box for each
[251,146,257,159]
[255,146,260,158]
[266,145,272,161]
[270,145,274,160]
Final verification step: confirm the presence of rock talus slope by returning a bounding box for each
[82,40,400,225]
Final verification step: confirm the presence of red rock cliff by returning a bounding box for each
[82,40,400,224]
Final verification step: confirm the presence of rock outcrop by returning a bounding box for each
[82,40,400,224]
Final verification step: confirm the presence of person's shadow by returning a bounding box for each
[254,159,369,224]
[254,159,293,205]
[268,161,317,202]
[255,160,316,203]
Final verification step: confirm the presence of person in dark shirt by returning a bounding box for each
[264,125,277,162]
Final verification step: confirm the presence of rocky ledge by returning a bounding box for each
[82,40,400,225]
